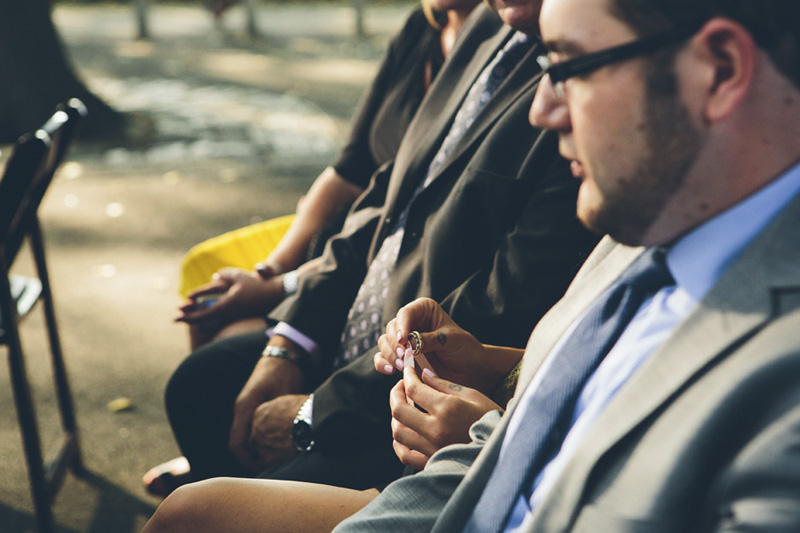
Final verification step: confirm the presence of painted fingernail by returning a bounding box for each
[384,364,394,374]
[395,357,404,371]
[396,347,404,358]
[423,368,437,378]
[404,352,415,370]
[396,330,403,341]
[405,347,414,358]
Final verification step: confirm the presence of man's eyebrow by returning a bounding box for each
[542,38,586,56]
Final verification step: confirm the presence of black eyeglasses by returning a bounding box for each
[536,25,701,99]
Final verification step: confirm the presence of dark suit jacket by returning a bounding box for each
[335,189,800,530]
[269,5,599,470]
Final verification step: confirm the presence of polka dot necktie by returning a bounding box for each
[334,32,532,369]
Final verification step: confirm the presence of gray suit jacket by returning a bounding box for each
[337,190,800,531]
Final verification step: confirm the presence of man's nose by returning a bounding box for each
[530,74,570,130]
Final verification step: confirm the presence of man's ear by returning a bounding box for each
[689,18,757,123]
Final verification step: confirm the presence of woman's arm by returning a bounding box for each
[262,167,364,273]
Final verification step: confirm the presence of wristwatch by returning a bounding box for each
[262,345,302,366]
[292,395,315,452]
[282,269,299,296]
[262,344,311,378]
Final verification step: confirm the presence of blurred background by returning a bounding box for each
[0,1,409,530]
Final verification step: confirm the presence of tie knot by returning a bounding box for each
[495,31,531,67]
[623,247,675,294]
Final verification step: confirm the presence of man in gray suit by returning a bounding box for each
[335,0,800,530]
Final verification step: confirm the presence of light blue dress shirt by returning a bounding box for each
[501,161,800,532]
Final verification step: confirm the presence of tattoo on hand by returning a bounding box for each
[437,332,447,345]
[448,384,463,392]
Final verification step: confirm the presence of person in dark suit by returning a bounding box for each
[163,0,598,495]
[324,0,800,531]
[144,0,481,495]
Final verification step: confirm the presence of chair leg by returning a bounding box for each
[30,221,83,477]
[2,295,55,533]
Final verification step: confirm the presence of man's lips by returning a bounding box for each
[496,0,531,8]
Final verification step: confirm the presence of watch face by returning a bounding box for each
[292,419,315,452]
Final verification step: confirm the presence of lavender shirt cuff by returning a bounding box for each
[269,322,321,368]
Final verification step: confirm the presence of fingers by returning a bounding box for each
[391,416,438,458]
[216,267,245,279]
[374,331,401,374]
[179,280,230,323]
[377,298,451,375]
[175,293,227,324]
[389,380,431,443]
[186,278,230,300]
[374,351,396,375]
[392,439,430,470]
[402,359,444,412]
[393,303,428,349]
[420,371,504,413]
[420,370,467,396]
[228,409,259,473]
[388,379,409,412]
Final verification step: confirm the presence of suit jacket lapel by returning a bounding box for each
[431,40,544,186]
[385,6,507,215]
[530,192,800,530]
[512,238,642,401]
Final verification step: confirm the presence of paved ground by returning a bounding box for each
[0,3,409,531]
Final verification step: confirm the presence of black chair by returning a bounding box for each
[0,99,87,532]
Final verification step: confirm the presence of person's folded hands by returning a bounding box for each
[374,297,504,393]
[389,353,503,470]
[176,267,283,325]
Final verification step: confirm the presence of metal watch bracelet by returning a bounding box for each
[283,269,299,296]
[262,345,302,367]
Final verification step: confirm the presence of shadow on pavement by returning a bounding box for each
[0,469,157,533]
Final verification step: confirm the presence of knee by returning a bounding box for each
[143,483,205,533]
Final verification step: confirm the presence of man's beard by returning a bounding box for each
[589,64,702,246]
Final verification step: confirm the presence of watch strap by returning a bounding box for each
[283,270,299,296]
[262,345,302,367]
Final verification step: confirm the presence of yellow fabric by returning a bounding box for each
[179,214,295,298]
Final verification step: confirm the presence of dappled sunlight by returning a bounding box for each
[202,50,378,88]
[114,39,156,59]
[1,3,408,530]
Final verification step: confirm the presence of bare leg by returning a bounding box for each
[142,478,379,533]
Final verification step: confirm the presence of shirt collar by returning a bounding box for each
[666,161,800,302]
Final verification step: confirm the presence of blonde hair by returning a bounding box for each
[421,0,443,31]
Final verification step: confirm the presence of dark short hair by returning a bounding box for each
[608,0,800,88]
